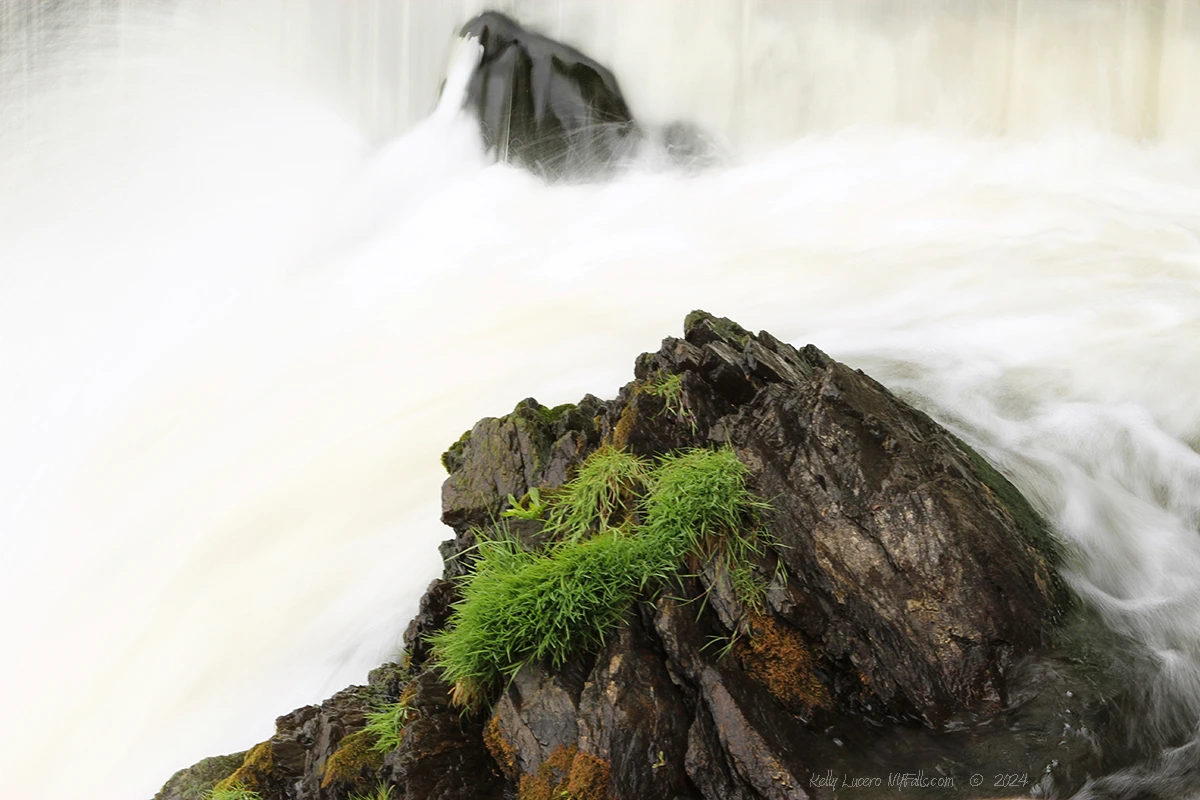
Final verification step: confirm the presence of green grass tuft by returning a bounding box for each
[641,448,770,561]
[542,446,649,540]
[431,445,770,708]
[645,373,683,414]
[206,783,262,800]
[645,372,697,432]
[349,783,395,800]
[364,687,414,753]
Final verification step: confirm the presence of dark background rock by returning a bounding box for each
[458,12,639,179]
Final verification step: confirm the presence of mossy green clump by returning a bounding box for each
[157,752,247,800]
[321,729,385,790]
[213,743,272,796]
[433,527,650,708]
[206,781,262,800]
[536,402,577,425]
[432,445,770,707]
[441,427,473,473]
[641,448,769,561]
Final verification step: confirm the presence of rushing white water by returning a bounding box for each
[7,2,1200,798]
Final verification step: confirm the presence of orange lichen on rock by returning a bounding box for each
[517,746,611,800]
[483,713,517,779]
[214,741,274,794]
[564,751,611,800]
[738,612,832,714]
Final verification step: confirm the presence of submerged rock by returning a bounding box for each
[156,312,1118,800]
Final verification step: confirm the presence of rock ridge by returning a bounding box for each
[156,312,1113,800]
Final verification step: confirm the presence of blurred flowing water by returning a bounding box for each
[6,2,1200,798]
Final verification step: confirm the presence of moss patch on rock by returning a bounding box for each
[153,751,246,800]
[683,309,752,347]
[321,730,385,790]
[441,428,474,473]
[213,742,273,795]
[951,435,1060,563]
[483,713,517,779]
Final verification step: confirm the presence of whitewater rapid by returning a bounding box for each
[7,2,1200,798]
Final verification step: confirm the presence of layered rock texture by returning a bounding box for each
[156,313,1115,800]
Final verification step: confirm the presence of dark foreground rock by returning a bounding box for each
[157,312,1123,800]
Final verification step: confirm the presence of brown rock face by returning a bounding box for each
[597,311,1061,723]
[438,311,1079,799]
[695,330,1062,725]
[156,312,1104,800]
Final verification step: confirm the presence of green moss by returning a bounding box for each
[537,402,576,425]
[950,435,1063,565]
[156,752,247,800]
[508,400,561,474]
[321,730,385,790]
[213,743,273,795]
[441,428,473,473]
[683,310,751,347]
[432,446,771,708]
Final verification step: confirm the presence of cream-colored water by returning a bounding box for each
[6,2,1200,798]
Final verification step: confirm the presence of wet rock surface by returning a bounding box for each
[156,312,1124,800]
[458,11,638,179]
